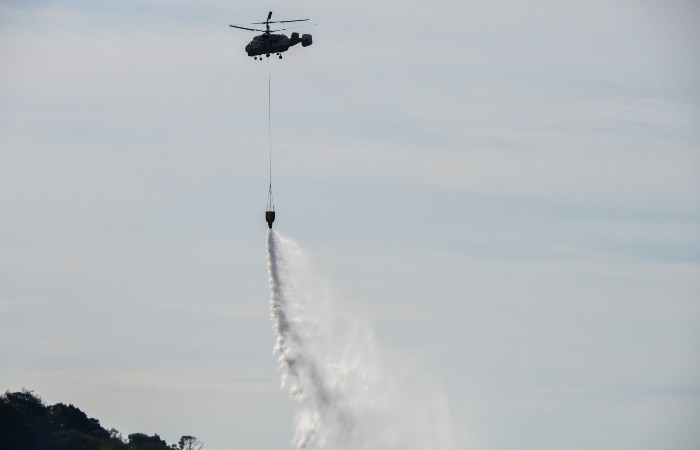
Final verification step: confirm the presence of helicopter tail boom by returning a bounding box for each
[289,32,312,48]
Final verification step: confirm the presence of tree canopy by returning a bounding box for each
[0,389,202,450]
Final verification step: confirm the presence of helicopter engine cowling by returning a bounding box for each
[301,34,312,47]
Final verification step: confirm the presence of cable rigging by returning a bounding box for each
[265,57,276,229]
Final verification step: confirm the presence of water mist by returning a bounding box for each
[266,231,455,450]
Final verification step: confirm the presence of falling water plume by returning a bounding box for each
[266,230,455,450]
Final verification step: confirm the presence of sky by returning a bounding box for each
[1,0,699,449]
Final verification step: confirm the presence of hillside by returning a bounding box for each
[0,390,202,450]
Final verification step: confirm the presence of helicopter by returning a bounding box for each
[230,11,313,60]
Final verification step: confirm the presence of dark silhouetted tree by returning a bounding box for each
[0,389,52,450]
[50,402,110,439]
[127,432,172,450]
[0,389,195,450]
[177,435,204,450]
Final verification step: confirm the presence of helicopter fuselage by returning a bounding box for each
[246,33,290,56]
[245,32,312,57]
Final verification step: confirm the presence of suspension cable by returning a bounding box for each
[267,56,274,211]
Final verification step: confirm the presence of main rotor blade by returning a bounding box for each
[254,18,309,24]
[267,24,317,33]
[229,25,265,32]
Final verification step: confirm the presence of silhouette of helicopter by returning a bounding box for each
[230,11,313,60]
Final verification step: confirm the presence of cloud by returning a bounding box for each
[1,2,699,450]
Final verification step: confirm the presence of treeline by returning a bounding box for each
[0,390,203,450]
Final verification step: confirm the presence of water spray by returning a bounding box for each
[266,230,455,450]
